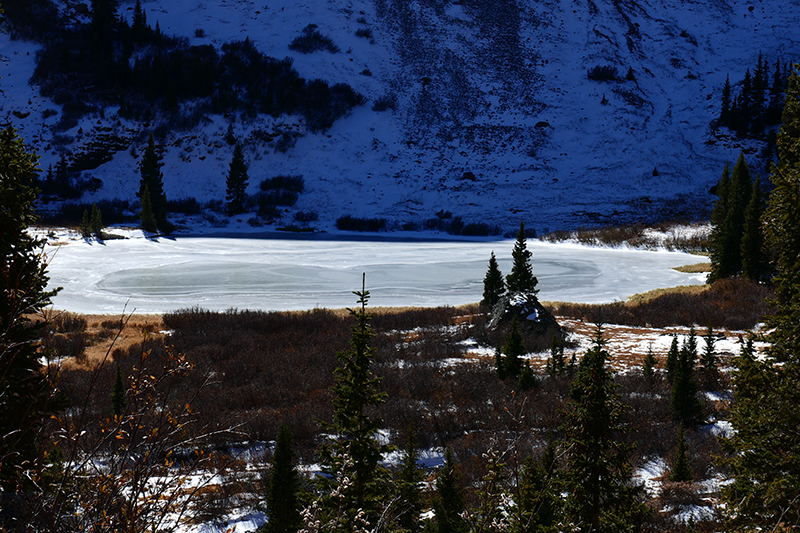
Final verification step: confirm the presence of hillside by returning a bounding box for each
[2,0,799,233]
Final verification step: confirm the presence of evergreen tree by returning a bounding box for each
[724,67,800,529]
[665,334,679,382]
[683,326,698,369]
[317,275,392,529]
[668,425,693,483]
[90,0,118,64]
[740,176,769,281]
[700,325,719,387]
[518,361,536,390]
[110,364,126,417]
[498,316,525,379]
[139,183,158,233]
[481,251,505,307]
[546,334,566,376]
[561,325,647,532]
[429,448,467,533]
[708,163,731,282]
[138,133,168,232]
[90,202,104,237]
[642,343,658,381]
[80,208,92,237]
[669,341,703,427]
[397,425,424,533]
[131,0,148,41]
[506,221,538,294]
[226,143,249,216]
[709,153,753,280]
[264,423,302,533]
[515,443,559,531]
[720,75,732,125]
[0,126,62,490]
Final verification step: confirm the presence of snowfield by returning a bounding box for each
[3,0,800,232]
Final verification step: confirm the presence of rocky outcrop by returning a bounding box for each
[488,291,561,338]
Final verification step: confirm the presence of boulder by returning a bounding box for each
[488,291,561,338]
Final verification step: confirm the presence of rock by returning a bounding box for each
[488,291,561,338]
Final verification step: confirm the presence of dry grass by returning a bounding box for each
[673,262,712,274]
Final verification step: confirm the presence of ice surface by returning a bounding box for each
[42,231,708,314]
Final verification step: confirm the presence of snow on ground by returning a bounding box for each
[3,0,800,232]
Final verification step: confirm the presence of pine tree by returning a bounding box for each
[226,143,249,216]
[0,126,62,490]
[90,0,118,64]
[709,153,753,280]
[90,202,104,237]
[665,334,679,382]
[720,75,732,125]
[139,183,158,233]
[684,326,698,369]
[131,0,147,41]
[265,423,301,533]
[80,208,92,237]
[642,343,658,381]
[546,334,566,376]
[723,67,800,529]
[700,326,719,388]
[430,448,467,533]
[668,425,693,483]
[481,251,505,307]
[317,275,393,529]
[498,316,525,379]
[138,133,168,232]
[506,221,538,294]
[515,443,560,531]
[669,342,703,427]
[740,176,769,281]
[561,325,647,532]
[397,425,424,533]
[110,364,126,417]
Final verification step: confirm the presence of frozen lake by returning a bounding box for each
[43,232,708,314]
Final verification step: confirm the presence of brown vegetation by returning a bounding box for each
[37,279,771,532]
[547,277,773,330]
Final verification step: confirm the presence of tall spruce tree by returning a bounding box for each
[481,251,505,307]
[723,67,800,529]
[708,163,731,282]
[561,325,647,532]
[430,448,468,533]
[740,176,769,281]
[90,0,118,64]
[506,221,538,294]
[0,126,62,490]
[265,423,302,533]
[225,143,249,216]
[317,276,392,530]
[138,133,168,232]
[669,342,703,427]
[397,425,424,533]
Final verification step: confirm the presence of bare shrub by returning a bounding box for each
[289,24,340,53]
[550,278,773,329]
[587,64,619,81]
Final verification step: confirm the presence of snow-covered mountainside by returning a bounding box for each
[2,0,798,233]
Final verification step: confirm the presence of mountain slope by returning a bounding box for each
[2,0,798,233]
